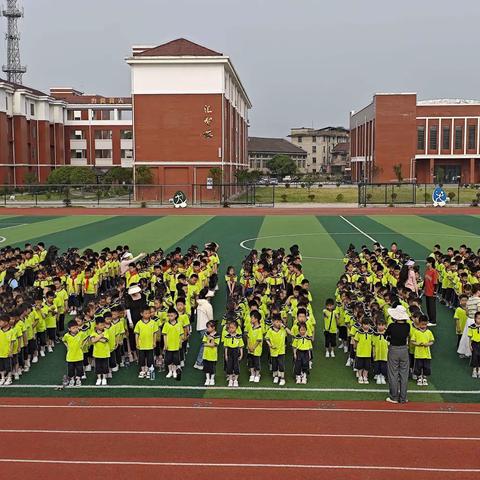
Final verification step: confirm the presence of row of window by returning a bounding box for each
[66,109,132,121]
[296,136,346,144]
[250,159,306,169]
[70,130,133,140]
[417,125,477,151]
[70,149,133,160]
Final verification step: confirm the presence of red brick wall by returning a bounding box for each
[374,94,417,182]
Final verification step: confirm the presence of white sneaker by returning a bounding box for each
[47,346,53,353]
[249,375,255,382]
[376,377,382,385]
[254,375,260,383]
[279,378,286,386]
[40,350,45,357]
[472,370,478,379]
[209,377,215,386]
[95,378,102,386]
[296,376,301,384]
[180,361,185,367]
[330,351,335,358]
[31,356,38,364]
[301,374,307,384]
[85,365,92,372]
[68,379,75,387]
[75,378,82,387]
[273,376,279,384]
[0,378,5,386]
[107,372,112,379]
[166,371,173,378]
[81,374,87,380]
[138,371,146,379]
[417,378,423,386]
[345,358,352,367]
[23,365,30,373]
[358,377,364,384]
[112,366,119,372]
[228,378,234,387]
[172,370,177,379]
[363,377,369,384]
[233,379,239,387]
[204,378,210,386]
[386,397,398,404]
[13,373,19,381]
[423,378,428,386]
[4,377,12,386]
[193,363,203,370]
[343,345,349,353]
[381,376,387,384]
[325,351,330,358]
[101,378,107,386]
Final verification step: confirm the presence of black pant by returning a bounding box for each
[225,347,240,375]
[271,355,285,373]
[425,296,436,324]
[203,359,216,375]
[294,350,310,375]
[138,349,154,368]
[67,361,84,378]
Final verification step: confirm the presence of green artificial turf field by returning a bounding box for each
[1,213,480,403]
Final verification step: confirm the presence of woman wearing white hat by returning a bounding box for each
[385,305,411,404]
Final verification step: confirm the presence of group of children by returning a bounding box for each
[0,241,220,387]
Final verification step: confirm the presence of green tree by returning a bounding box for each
[235,169,262,184]
[266,155,297,178]
[135,167,154,185]
[23,172,38,185]
[393,163,403,182]
[209,167,223,185]
[302,173,318,193]
[70,167,97,185]
[47,166,72,185]
[103,167,133,184]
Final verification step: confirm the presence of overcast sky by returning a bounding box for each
[8,0,480,136]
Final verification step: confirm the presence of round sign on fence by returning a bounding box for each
[432,186,447,207]
[172,191,188,209]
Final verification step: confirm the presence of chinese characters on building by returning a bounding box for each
[203,105,213,139]
[90,98,125,104]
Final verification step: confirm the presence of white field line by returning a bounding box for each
[0,458,478,473]
[0,428,478,442]
[339,216,379,244]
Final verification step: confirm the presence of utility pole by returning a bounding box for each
[2,0,26,84]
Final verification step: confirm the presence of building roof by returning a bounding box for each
[0,77,48,97]
[332,142,350,154]
[417,98,480,106]
[133,38,222,57]
[248,137,307,156]
[289,126,349,137]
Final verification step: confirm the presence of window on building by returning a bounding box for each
[70,130,84,140]
[94,130,113,140]
[70,149,86,159]
[468,125,476,150]
[442,126,450,150]
[417,126,425,150]
[312,157,317,164]
[312,168,317,173]
[120,130,133,140]
[30,103,35,116]
[74,110,81,120]
[312,146,317,153]
[118,109,132,120]
[429,126,438,150]
[93,109,114,121]
[121,149,133,159]
[95,149,112,159]
[455,126,463,150]
[297,137,302,143]
[323,146,326,153]
[312,136,316,143]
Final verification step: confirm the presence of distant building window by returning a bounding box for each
[468,125,476,150]
[70,149,86,159]
[417,126,425,150]
[455,126,463,150]
[297,137,302,143]
[30,103,35,116]
[95,149,112,159]
[120,130,133,140]
[312,136,316,143]
[71,130,84,140]
[121,149,133,159]
[442,126,450,150]
[429,126,438,150]
[118,109,132,120]
[74,110,81,120]
[312,146,317,153]
[312,157,317,164]
[312,168,317,173]
[94,130,113,140]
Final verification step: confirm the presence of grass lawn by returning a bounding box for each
[1,213,480,403]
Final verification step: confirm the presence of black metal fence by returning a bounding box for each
[358,183,480,206]
[0,183,276,207]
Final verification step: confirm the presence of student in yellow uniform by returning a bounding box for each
[265,315,287,386]
[246,310,263,383]
[323,298,338,359]
[411,315,435,386]
[134,307,158,379]
[162,308,184,379]
[354,319,374,384]
[468,312,480,378]
[0,315,14,386]
[82,269,97,307]
[175,298,190,368]
[90,317,110,386]
[62,320,86,387]
[292,323,312,384]
[111,306,126,369]
[53,277,69,333]
[454,295,468,349]
[202,320,220,386]
[223,319,244,387]
[373,319,389,385]
[42,291,58,353]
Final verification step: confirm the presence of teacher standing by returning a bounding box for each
[386,305,411,404]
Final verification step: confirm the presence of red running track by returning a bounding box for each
[0,398,479,480]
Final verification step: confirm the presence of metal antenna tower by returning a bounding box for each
[2,0,26,84]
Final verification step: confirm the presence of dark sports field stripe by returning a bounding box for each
[19,216,161,252]
[421,214,480,236]
[0,215,59,226]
